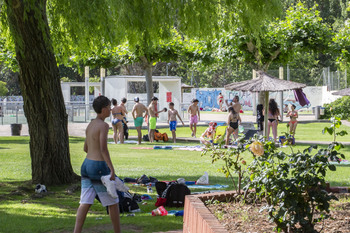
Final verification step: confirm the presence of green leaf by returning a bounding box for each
[328,165,336,171]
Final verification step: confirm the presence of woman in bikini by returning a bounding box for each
[225,106,242,146]
[111,99,126,144]
[264,99,281,143]
[286,104,298,136]
[217,93,224,111]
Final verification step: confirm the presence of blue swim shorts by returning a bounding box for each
[169,121,177,131]
[80,158,119,206]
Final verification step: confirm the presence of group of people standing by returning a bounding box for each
[111,96,186,144]
[260,99,299,143]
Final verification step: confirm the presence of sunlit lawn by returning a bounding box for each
[113,121,350,143]
[0,121,349,232]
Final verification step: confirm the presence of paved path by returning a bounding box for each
[1,113,349,146]
[0,113,321,137]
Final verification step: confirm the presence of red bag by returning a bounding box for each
[155,197,167,207]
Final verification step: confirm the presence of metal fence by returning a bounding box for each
[0,102,98,125]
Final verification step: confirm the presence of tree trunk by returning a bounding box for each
[6,0,78,184]
[140,56,154,105]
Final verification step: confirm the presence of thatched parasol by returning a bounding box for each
[224,71,306,137]
[332,88,350,96]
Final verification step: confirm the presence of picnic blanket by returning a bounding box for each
[329,160,350,166]
[187,184,229,189]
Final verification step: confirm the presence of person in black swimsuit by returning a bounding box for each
[225,106,241,146]
[264,99,281,143]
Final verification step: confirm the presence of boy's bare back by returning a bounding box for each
[85,119,109,161]
[133,103,147,118]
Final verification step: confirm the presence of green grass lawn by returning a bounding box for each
[1,122,350,232]
[117,121,350,143]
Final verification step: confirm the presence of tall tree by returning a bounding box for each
[3,0,77,184]
[216,3,331,101]
[1,0,282,184]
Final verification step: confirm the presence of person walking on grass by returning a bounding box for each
[111,98,126,144]
[168,102,184,143]
[131,97,148,144]
[187,99,200,137]
[74,96,121,233]
[225,106,242,146]
[148,96,166,143]
[286,104,298,137]
[264,98,282,143]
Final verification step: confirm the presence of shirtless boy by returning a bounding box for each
[187,99,200,137]
[148,96,166,143]
[168,102,184,143]
[131,97,148,144]
[74,96,121,233]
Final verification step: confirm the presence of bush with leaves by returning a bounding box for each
[322,110,348,143]
[245,139,342,232]
[202,130,346,232]
[321,96,350,120]
[201,139,248,194]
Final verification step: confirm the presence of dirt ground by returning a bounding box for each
[207,193,350,233]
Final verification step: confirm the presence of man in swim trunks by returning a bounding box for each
[148,96,166,143]
[225,95,242,115]
[187,98,200,137]
[168,102,184,143]
[74,96,121,233]
[132,97,148,144]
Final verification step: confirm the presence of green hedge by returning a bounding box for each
[322,96,350,120]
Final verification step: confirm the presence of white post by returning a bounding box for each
[279,67,284,122]
[345,69,348,88]
[252,70,257,116]
[264,91,269,139]
[327,67,331,90]
[100,67,106,96]
[85,66,90,121]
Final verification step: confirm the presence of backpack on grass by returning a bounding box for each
[155,181,191,207]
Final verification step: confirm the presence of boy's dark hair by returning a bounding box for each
[93,96,111,114]
[151,96,159,101]
[169,102,174,106]
[192,98,199,103]
[291,104,296,109]
[121,97,127,103]
[112,98,117,106]
[234,95,239,101]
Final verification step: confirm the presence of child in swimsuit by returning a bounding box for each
[187,99,200,137]
[200,122,217,145]
[74,96,121,233]
[286,104,298,136]
[225,106,242,145]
